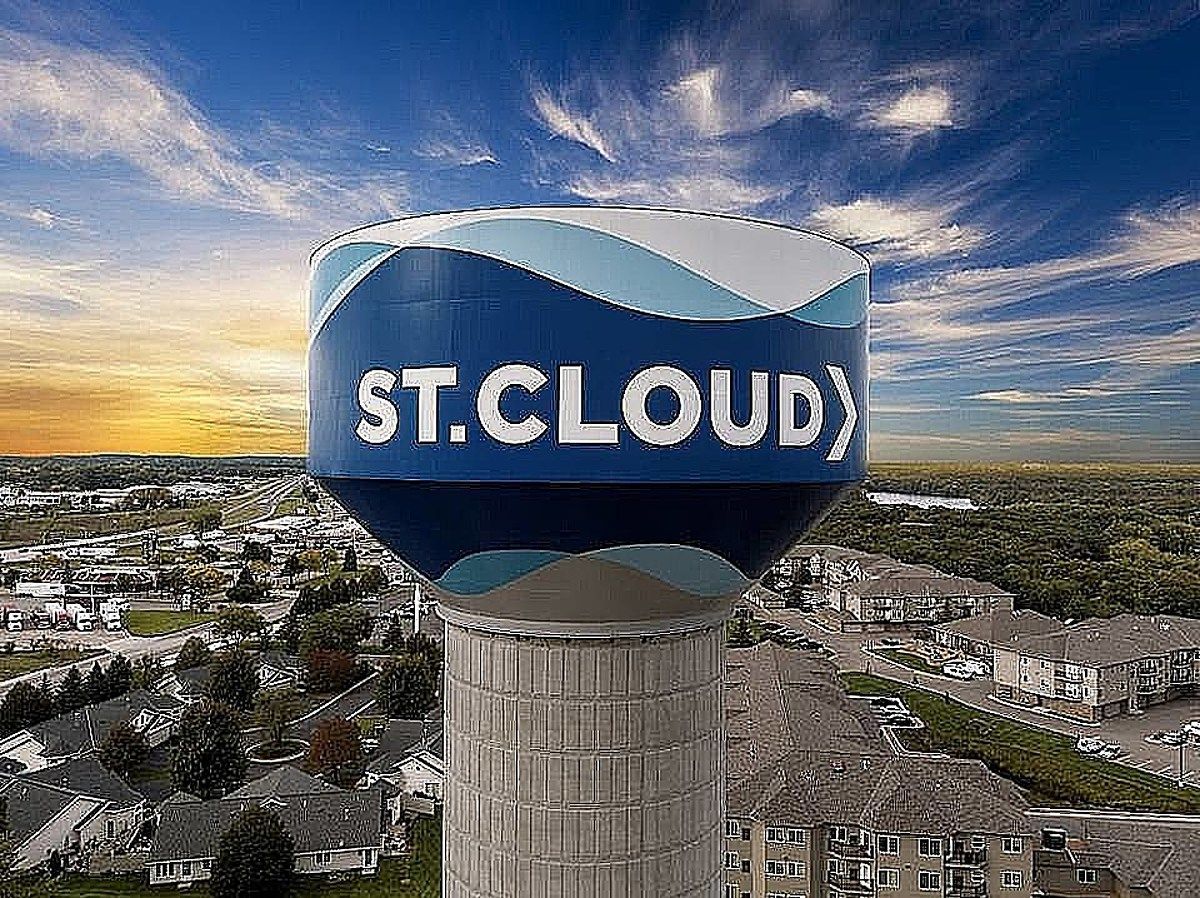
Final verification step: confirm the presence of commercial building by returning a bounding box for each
[993,614,1200,721]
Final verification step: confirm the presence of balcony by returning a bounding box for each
[826,872,873,894]
[946,883,988,898]
[827,837,873,859]
[946,847,988,867]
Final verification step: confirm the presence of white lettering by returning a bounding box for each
[355,368,399,445]
[557,365,619,445]
[400,366,458,444]
[622,365,702,447]
[710,369,769,447]
[477,364,549,445]
[778,373,823,447]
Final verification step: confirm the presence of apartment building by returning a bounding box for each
[724,642,1035,898]
[932,609,1061,663]
[1028,810,1200,898]
[993,614,1200,721]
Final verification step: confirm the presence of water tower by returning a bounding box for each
[308,207,867,897]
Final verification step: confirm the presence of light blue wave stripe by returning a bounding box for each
[420,219,773,321]
[437,550,568,595]
[586,545,748,597]
[795,273,868,328]
[310,242,396,326]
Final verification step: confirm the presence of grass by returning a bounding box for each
[123,609,216,636]
[0,646,105,681]
[45,817,442,898]
[841,672,1200,813]
[874,647,945,675]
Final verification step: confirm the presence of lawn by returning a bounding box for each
[45,817,442,898]
[841,672,1200,813]
[0,647,105,681]
[874,647,945,675]
[123,609,217,636]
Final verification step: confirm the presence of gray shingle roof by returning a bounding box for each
[150,770,383,863]
[934,608,1061,646]
[0,777,75,840]
[1012,614,1200,666]
[24,754,145,810]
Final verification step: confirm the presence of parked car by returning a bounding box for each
[942,661,979,680]
[1145,730,1187,746]
[1076,736,1106,754]
[879,637,903,647]
[1096,743,1123,760]
[1182,720,1200,739]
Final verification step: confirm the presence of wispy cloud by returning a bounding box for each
[0,29,407,221]
[866,85,954,133]
[808,197,985,261]
[531,87,615,162]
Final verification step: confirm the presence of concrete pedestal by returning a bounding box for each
[439,606,727,897]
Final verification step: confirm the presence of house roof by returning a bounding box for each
[26,689,185,758]
[0,777,76,841]
[731,751,1031,836]
[934,608,1062,646]
[23,755,144,810]
[847,571,1012,599]
[1012,615,1200,666]
[1028,811,1200,898]
[725,642,885,786]
[150,770,383,862]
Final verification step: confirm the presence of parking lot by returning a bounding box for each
[756,604,1200,789]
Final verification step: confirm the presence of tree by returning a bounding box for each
[358,565,387,595]
[0,681,55,737]
[342,546,358,572]
[375,654,439,719]
[105,654,133,697]
[254,688,301,749]
[302,649,358,694]
[85,661,108,704]
[188,505,223,536]
[174,636,212,671]
[56,666,88,713]
[215,606,265,643]
[241,541,273,564]
[211,806,295,898]
[298,604,372,656]
[306,716,363,787]
[131,654,165,690]
[171,701,248,799]
[99,720,149,778]
[205,649,258,711]
[296,549,324,574]
[281,553,302,587]
[186,565,227,600]
[226,567,266,604]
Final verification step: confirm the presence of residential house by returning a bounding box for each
[148,767,384,886]
[932,608,1062,663]
[0,755,147,870]
[363,719,444,823]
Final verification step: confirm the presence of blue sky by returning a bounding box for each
[0,0,1195,459]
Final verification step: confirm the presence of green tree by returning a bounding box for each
[226,567,266,604]
[281,553,302,587]
[358,565,388,595]
[174,636,212,671]
[188,505,223,536]
[99,720,149,778]
[215,605,266,643]
[342,546,358,572]
[302,649,359,694]
[171,701,248,799]
[56,666,88,713]
[376,654,439,719]
[254,687,301,749]
[305,716,363,787]
[205,649,258,711]
[131,654,165,690]
[298,604,372,656]
[0,681,55,737]
[85,661,108,704]
[105,654,133,697]
[241,541,273,564]
[211,806,295,898]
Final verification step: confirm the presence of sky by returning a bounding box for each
[0,0,1196,461]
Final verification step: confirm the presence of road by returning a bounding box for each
[759,605,1200,789]
[0,474,303,563]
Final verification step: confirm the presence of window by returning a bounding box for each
[917,838,941,857]
[724,885,739,898]
[1077,869,1099,884]
[767,826,808,846]
[726,819,743,838]
[725,852,741,870]
[918,870,941,891]
[766,860,787,876]
[106,819,115,838]
[1001,836,1022,854]
[316,852,332,865]
[878,835,900,854]
[877,868,900,889]
[1001,870,1024,889]
[182,861,192,877]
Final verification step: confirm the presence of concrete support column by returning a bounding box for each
[440,608,727,898]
